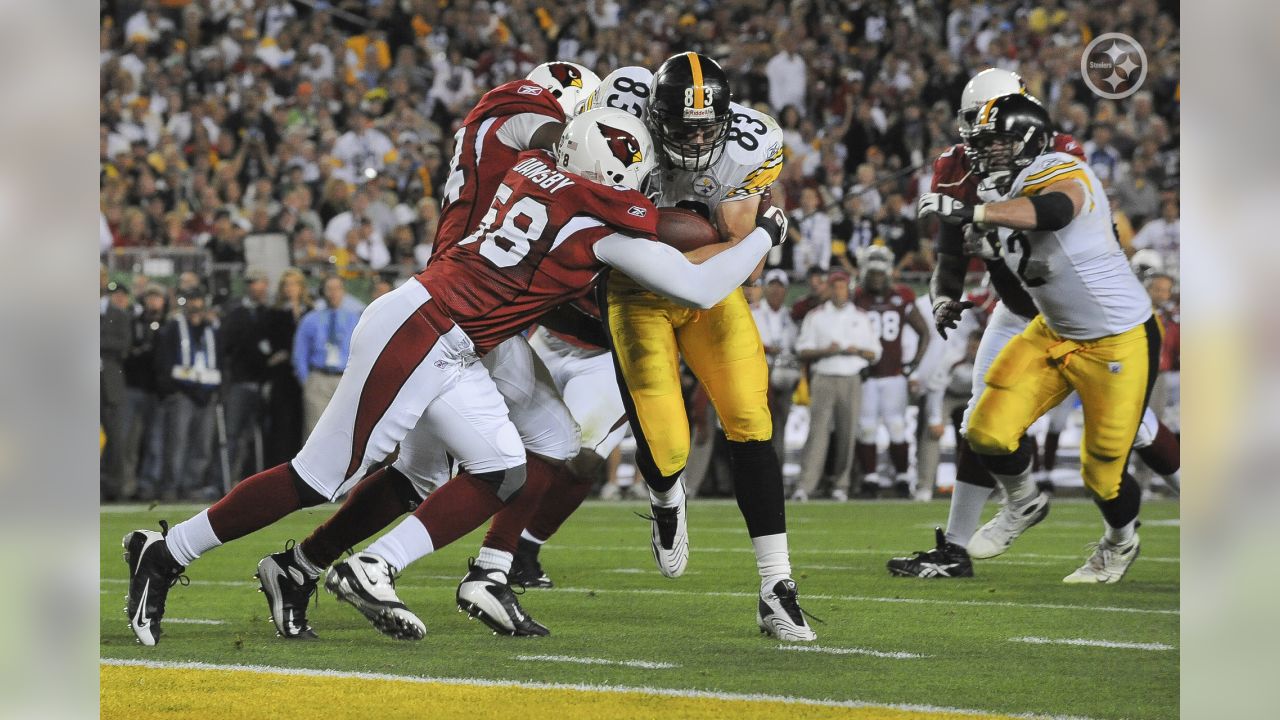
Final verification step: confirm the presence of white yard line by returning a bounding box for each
[98,577,1179,616]
[776,644,928,660]
[166,618,226,625]
[99,657,1101,720]
[559,545,1180,563]
[1009,636,1175,651]
[514,654,677,669]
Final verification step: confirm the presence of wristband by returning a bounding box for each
[972,204,987,225]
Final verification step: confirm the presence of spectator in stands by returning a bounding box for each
[789,186,832,279]
[793,269,881,502]
[878,193,921,271]
[219,268,274,482]
[331,104,393,185]
[753,270,800,462]
[154,292,221,500]
[293,275,360,435]
[1131,198,1180,271]
[1112,150,1161,227]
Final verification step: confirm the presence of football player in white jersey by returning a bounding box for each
[918,94,1158,583]
[599,52,816,640]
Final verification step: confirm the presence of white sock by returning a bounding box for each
[476,546,514,580]
[1104,519,1136,545]
[752,533,792,592]
[945,481,995,547]
[165,510,222,567]
[648,478,685,508]
[292,545,324,579]
[520,529,546,545]
[366,516,434,572]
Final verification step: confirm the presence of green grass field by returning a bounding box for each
[100,498,1179,719]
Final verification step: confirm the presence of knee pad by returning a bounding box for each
[964,425,1019,457]
[474,463,528,503]
[886,419,906,443]
[857,424,879,444]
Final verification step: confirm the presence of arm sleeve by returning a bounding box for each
[495,113,561,151]
[593,229,772,310]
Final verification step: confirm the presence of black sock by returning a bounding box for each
[1095,473,1142,529]
[726,439,786,537]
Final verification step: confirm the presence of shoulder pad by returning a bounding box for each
[1012,152,1089,197]
[722,104,784,200]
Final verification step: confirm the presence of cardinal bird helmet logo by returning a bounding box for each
[598,122,644,167]
[548,63,584,89]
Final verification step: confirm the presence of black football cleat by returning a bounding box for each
[122,522,187,646]
[456,559,550,637]
[509,537,553,588]
[256,543,319,639]
[887,527,975,578]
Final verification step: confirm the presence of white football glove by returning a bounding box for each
[918,192,976,225]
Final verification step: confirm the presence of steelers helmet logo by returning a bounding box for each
[548,63,584,90]
[598,121,644,167]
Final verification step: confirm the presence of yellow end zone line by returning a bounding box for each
[100,659,1094,720]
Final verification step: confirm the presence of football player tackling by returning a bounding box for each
[599,52,816,640]
[918,94,1157,583]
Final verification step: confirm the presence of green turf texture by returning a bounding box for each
[100,498,1179,719]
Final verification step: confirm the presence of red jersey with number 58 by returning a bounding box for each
[433,80,565,258]
[853,284,917,378]
[417,150,657,353]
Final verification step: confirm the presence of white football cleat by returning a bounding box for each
[325,553,425,640]
[1063,533,1141,584]
[830,488,848,502]
[646,494,688,578]
[757,578,817,642]
[967,491,1050,559]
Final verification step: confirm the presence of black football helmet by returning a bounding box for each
[966,94,1052,191]
[648,52,733,172]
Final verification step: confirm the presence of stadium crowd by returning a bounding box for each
[99,0,1180,501]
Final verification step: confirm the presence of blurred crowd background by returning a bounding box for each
[99,0,1179,502]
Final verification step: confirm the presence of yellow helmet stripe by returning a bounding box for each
[978,97,998,125]
[687,52,704,109]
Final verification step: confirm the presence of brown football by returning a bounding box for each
[656,207,721,253]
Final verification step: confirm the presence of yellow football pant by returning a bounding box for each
[606,274,772,478]
[967,314,1160,501]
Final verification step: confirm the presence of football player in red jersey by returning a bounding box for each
[121,108,787,645]
[250,69,595,640]
[853,246,931,498]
